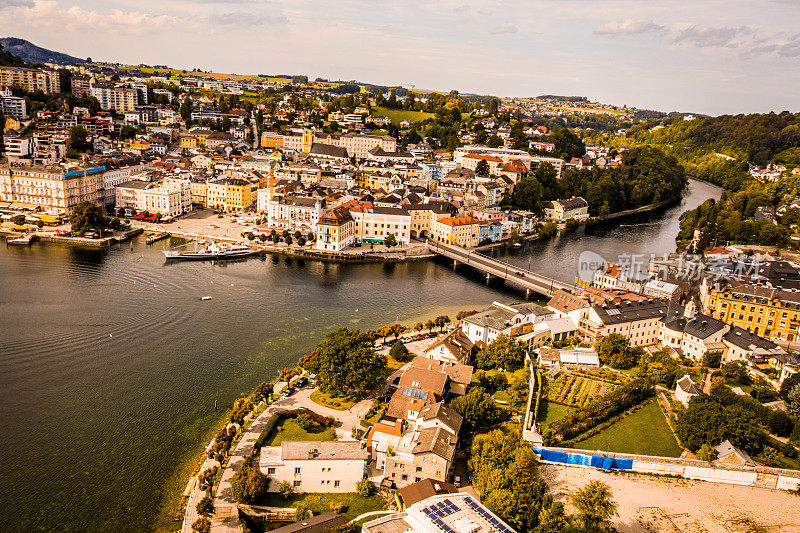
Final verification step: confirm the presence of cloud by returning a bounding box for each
[673,25,754,48]
[593,19,664,36]
[215,10,286,26]
[0,0,33,6]
[0,1,187,34]
[491,23,518,35]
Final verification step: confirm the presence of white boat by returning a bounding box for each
[163,242,261,261]
[201,296,212,301]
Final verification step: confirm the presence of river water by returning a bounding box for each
[0,179,720,532]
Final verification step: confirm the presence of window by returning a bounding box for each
[294,467,301,474]
[293,481,301,487]
[267,467,276,475]
[334,480,340,487]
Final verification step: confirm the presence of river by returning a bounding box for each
[0,178,720,532]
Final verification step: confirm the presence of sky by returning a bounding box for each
[2,0,800,116]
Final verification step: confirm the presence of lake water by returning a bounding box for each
[0,178,720,532]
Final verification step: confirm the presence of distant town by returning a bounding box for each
[3,42,800,533]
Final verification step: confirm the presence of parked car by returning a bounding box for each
[284,387,296,397]
[454,476,461,487]
[295,377,308,388]
[82,231,99,239]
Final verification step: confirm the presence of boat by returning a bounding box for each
[163,242,261,261]
[201,296,212,301]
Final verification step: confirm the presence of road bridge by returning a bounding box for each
[426,240,573,297]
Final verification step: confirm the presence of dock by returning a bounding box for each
[145,231,171,245]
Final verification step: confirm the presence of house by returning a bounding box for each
[316,206,356,251]
[659,302,729,361]
[410,357,474,396]
[537,347,600,368]
[461,301,554,345]
[268,512,345,533]
[674,374,700,407]
[714,439,756,467]
[544,197,589,221]
[382,426,457,488]
[423,329,476,364]
[259,441,367,493]
[580,298,669,346]
[397,478,457,507]
[363,492,518,533]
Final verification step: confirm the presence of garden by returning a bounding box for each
[545,372,618,408]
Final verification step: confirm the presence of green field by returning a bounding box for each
[310,389,360,411]
[538,401,573,428]
[256,492,386,522]
[372,106,434,124]
[574,400,683,457]
[546,373,616,407]
[265,418,336,446]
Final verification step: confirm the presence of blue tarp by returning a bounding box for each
[534,448,633,471]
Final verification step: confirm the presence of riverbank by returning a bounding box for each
[1,227,143,247]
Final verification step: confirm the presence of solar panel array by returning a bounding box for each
[421,498,461,532]
[463,496,515,533]
[402,386,429,400]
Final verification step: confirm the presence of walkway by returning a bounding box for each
[426,240,573,296]
[349,510,396,524]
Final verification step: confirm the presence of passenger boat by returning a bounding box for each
[163,242,261,260]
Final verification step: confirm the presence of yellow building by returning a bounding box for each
[124,139,151,151]
[180,135,198,149]
[190,180,207,206]
[261,132,284,149]
[432,216,479,247]
[705,282,800,341]
[4,116,21,132]
[225,179,254,211]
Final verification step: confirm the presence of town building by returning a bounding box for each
[316,206,356,251]
[579,298,670,346]
[674,374,700,407]
[431,216,479,247]
[460,301,554,345]
[90,83,138,112]
[0,66,60,93]
[544,197,589,221]
[259,441,367,493]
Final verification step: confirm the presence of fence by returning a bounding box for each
[533,446,800,491]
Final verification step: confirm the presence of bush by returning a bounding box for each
[196,494,215,516]
[389,341,411,362]
[294,505,311,521]
[330,500,345,513]
[279,480,294,499]
[294,413,314,430]
[192,517,211,533]
[701,351,722,369]
[768,409,794,437]
[697,443,718,462]
[231,468,269,503]
[356,477,375,497]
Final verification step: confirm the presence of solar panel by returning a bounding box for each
[401,386,429,399]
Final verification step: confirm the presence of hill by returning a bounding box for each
[0,37,87,65]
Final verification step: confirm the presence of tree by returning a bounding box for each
[67,126,89,154]
[571,480,617,530]
[596,333,640,369]
[70,201,105,235]
[11,214,26,226]
[384,233,397,247]
[487,98,499,115]
[767,409,794,437]
[701,350,722,368]
[279,480,294,499]
[434,315,451,332]
[551,128,585,160]
[180,96,193,124]
[389,341,411,362]
[475,159,490,177]
[425,319,436,332]
[356,477,375,496]
[414,322,424,334]
[303,327,387,397]
[486,134,504,148]
[196,494,214,516]
[231,467,269,503]
[512,176,543,212]
[697,443,718,462]
[780,373,800,401]
[788,385,800,419]
[192,517,211,533]
[390,323,407,339]
[475,334,527,370]
[450,387,508,430]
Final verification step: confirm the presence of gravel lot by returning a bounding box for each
[541,464,800,533]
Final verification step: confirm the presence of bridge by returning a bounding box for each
[426,240,574,297]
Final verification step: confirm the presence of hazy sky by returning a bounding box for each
[3,0,800,115]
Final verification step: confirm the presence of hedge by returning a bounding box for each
[253,408,335,451]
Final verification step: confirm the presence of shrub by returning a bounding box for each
[330,500,345,513]
[196,494,214,516]
[294,505,311,521]
[294,413,314,430]
[768,409,794,437]
[389,341,411,362]
[192,517,211,533]
[697,443,718,462]
[279,480,294,499]
[231,468,269,503]
[356,477,375,497]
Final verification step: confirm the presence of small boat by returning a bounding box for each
[163,242,261,261]
[201,296,212,301]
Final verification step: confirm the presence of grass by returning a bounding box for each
[574,400,683,457]
[265,419,336,446]
[255,492,386,522]
[372,106,434,124]
[538,401,573,428]
[310,389,359,411]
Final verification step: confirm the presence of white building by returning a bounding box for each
[264,195,325,231]
[460,301,554,345]
[259,441,367,493]
[675,374,700,407]
[350,206,411,245]
[544,197,589,221]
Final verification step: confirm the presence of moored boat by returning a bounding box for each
[163,242,261,260]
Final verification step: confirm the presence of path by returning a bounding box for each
[349,510,396,524]
[282,387,372,440]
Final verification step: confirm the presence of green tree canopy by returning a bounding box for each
[303,327,387,397]
[476,334,527,370]
[70,201,106,235]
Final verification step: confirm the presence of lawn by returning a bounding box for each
[538,401,573,428]
[372,106,434,124]
[256,492,386,522]
[265,418,336,446]
[310,389,359,411]
[574,400,683,457]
